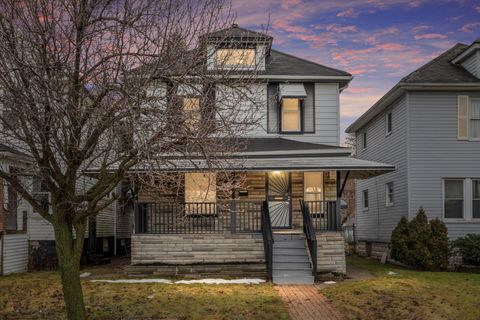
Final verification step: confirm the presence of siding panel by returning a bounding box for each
[2,234,28,275]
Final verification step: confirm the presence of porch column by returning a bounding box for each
[336,171,341,231]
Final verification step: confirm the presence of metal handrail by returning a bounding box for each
[261,201,274,280]
[300,200,317,277]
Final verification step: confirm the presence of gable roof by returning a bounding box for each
[346,43,480,133]
[202,24,272,42]
[400,43,479,84]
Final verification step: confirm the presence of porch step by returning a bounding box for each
[272,232,314,285]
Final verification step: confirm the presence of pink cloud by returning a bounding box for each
[337,8,360,18]
[414,33,448,40]
[411,25,431,33]
[460,22,480,33]
[475,5,480,13]
[409,0,422,8]
[273,19,308,33]
[346,87,374,94]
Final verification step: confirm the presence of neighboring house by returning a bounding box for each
[0,142,128,274]
[346,38,480,259]
[123,25,394,284]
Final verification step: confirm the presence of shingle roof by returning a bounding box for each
[263,49,351,77]
[202,24,272,41]
[238,137,347,154]
[400,43,480,83]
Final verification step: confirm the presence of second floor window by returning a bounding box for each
[216,48,255,68]
[470,98,480,138]
[281,98,302,132]
[182,97,201,131]
[386,182,394,207]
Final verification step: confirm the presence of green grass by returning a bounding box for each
[323,256,480,320]
[0,267,289,320]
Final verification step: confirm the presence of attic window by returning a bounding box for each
[216,48,255,67]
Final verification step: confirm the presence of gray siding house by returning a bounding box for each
[119,25,394,284]
[346,39,480,259]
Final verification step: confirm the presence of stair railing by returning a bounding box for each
[300,200,317,277]
[261,201,274,280]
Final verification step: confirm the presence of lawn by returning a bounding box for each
[0,263,289,320]
[323,256,480,320]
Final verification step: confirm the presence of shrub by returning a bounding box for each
[452,234,480,266]
[390,208,450,271]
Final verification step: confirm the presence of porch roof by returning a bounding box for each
[120,156,394,179]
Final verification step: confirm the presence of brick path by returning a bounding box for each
[275,285,344,320]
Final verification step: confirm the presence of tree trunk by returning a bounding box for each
[54,216,87,320]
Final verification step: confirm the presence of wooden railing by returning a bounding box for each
[135,200,263,234]
[304,200,338,231]
[300,200,317,276]
[261,201,274,280]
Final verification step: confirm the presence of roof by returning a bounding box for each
[201,24,272,42]
[263,49,351,78]
[0,143,30,158]
[401,43,480,84]
[346,42,480,133]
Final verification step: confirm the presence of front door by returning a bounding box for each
[267,171,292,228]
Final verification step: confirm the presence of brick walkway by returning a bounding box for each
[275,285,344,320]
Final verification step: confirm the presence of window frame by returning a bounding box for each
[362,189,369,211]
[385,182,394,207]
[303,172,324,202]
[181,96,202,131]
[362,132,367,150]
[472,179,480,220]
[443,178,465,221]
[469,97,480,140]
[386,112,393,136]
[279,98,304,134]
[215,48,256,69]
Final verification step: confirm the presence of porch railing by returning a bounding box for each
[261,201,274,280]
[300,200,317,276]
[135,200,263,234]
[304,200,338,231]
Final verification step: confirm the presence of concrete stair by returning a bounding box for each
[272,233,314,285]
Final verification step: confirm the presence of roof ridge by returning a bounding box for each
[400,43,467,83]
[270,49,351,76]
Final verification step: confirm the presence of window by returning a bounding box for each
[304,172,323,201]
[444,179,464,219]
[386,112,392,135]
[281,98,302,132]
[473,180,480,219]
[470,98,480,139]
[363,190,369,210]
[216,48,255,67]
[3,177,18,230]
[182,97,201,130]
[386,182,394,207]
[33,176,50,213]
[362,132,367,149]
[185,173,216,203]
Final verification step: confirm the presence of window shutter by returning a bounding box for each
[458,95,469,140]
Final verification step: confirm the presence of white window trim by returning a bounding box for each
[362,189,369,211]
[385,182,394,207]
[385,112,392,136]
[442,178,467,222]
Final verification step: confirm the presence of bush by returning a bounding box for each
[390,208,450,271]
[452,234,480,266]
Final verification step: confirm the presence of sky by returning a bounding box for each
[230,0,480,142]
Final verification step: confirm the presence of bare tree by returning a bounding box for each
[344,132,357,157]
[0,1,266,318]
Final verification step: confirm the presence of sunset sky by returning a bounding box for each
[231,0,480,142]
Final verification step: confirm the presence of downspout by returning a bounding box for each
[113,190,117,256]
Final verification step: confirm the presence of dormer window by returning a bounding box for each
[216,48,255,68]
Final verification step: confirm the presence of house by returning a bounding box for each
[123,25,394,284]
[0,143,129,274]
[346,38,480,260]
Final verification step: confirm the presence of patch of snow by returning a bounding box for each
[147,295,154,299]
[91,279,172,284]
[387,271,398,275]
[90,278,266,285]
[323,281,336,285]
[80,272,91,278]
[174,278,266,285]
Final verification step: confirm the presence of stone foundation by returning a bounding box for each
[131,233,265,265]
[316,232,346,274]
[356,240,390,260]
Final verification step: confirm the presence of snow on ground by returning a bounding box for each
[90,278,266,285]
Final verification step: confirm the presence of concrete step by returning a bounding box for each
[274,248,310,256]
[273,275,314,285]
[273,262,311,270]
[273,240,305,249]
[273,234,303,241]
[273,269,312,277]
